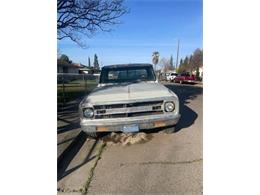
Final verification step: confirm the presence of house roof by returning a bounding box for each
[79,67,93,70]
[57,61,86,69]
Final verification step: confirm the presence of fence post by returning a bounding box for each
[62,74,65,106]
[83,74,87,93]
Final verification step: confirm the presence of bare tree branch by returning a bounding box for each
[57,0,128,47]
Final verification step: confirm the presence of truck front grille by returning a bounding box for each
[93,100,164,119]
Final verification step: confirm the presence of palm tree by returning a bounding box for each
[152,51,160,71]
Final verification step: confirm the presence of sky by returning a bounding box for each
[58,0,202,67]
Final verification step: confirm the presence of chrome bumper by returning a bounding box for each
[80,113,181,132]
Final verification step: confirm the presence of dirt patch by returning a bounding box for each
[102,132,153,146]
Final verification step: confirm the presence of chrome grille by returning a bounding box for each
[93,100,164,119]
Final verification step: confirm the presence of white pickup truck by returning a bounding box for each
[79,63,181,137]
[166,72,178,82]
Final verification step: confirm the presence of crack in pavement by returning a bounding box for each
[82,142,106,195]
[119,158,202,167]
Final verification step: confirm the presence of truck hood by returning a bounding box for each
[85,82,175,104]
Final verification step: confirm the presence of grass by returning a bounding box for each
[57,79,98,104]
[58,79,97,86]
[81,142,106,195]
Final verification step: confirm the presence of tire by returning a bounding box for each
[83,131,98,138]
[163,126,176,134]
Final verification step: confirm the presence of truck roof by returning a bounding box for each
[102,63,153,69]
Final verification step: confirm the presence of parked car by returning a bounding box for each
[79,63,181,137]
[173,72,196,84]
[166,72,178,82]
[159,72,167,81]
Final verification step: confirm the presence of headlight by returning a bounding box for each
[165,102,175,112]
[83,108,94,118]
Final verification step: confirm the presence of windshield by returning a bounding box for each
[180,73,190,76]
[100,66,156,84]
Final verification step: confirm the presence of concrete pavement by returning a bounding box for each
[87,83,203,194]
[57,98,106,194]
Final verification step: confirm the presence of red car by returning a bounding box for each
[173,72,196,84]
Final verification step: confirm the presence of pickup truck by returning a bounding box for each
[79,63,181,137]
[166,72,178,82]
[173,72,196,84]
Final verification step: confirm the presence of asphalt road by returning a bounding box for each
[87,83,203,194]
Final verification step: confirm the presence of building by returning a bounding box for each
[58,61,93,74]
[57,57,101,74]
[57,60,82,73]
[192,67,203,78]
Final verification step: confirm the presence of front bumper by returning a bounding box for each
[80,113,181,132]
[186,80,195,83]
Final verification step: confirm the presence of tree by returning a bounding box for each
[57,0,128,47]
[179,59,183,66]
[188,55,193,73]
[177,56,189,73]
[88,57,91,67]
[93,54,100,70]
[152,51,160,71]
[57,54,72,66]
[191,48,203,69]
[187,48,202,76]
[184,57,189,67]
[176,48,203,74]
[160,58,174,72]
[59,54,70,62]
[169,55,174,70]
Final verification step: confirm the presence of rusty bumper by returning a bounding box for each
[80,113,181,133]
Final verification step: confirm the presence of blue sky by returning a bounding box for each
[58,0,202,67]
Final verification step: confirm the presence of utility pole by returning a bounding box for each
[175,39,180,70]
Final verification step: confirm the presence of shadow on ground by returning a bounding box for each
[165,84,203,132]
[57,132,100,181]
[57,121,80,134]
[57,96,101,181]
[57,97,83,134]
